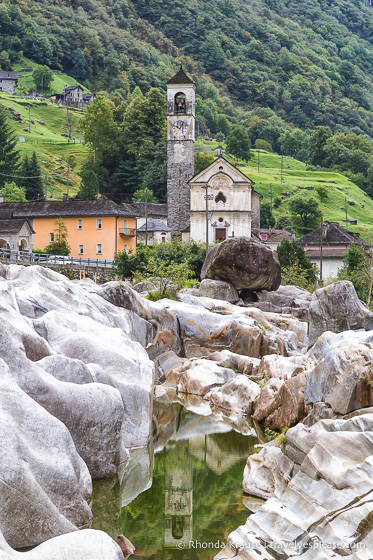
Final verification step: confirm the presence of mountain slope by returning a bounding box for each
[2,0,373,137]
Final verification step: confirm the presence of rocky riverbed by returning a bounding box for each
[0,261,372,559]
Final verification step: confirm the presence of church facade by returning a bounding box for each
[166,67,259,242]
[188,157,259,243]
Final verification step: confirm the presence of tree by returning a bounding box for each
[47,219,70,255]
[0,105,20,188]
[276,214,292,230]
[277,239,317,283]
[81,96,120,161]
[76,169,99,200]
[23,151,45,201]
[132,188,158,203]
[226,126,251,161]
[289,196,322,234]
[32,65,54,92]
[255,139,272,152]
[337,244,373,305]
[0,181,26,202]
[307,126,332,166]
[216,132,225,143]
[194,151,214,174]
[260,201,275,228]
[315,185,329,202]
[142,257,194,299]
[44,218,71,256]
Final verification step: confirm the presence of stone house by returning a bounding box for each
[0,71,18,95]
[0,208,34,251]
[187,156,261,243]
[297,221,370,278]
[137,219,171,245]
[0,200,137,259]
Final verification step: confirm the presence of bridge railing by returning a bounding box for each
[0,249,114,270]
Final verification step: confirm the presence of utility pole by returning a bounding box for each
[344,197,348,229]
[66,105,71,143]
[67,163,70,197]
[281,155,284,183]
[41,74,43,96]
[257,149,260,172]
[28,105,31,133]
[205,183,210,255]
[319,214,323,284]
[145,187,148,246]
[269,183,273,210]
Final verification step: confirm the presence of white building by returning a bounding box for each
[187,156,260,243]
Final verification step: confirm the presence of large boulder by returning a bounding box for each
[308,280,373,347]
[198,279,239,303]
[201,237,281,291]
[0,529,125,560]
[305,330,373,415]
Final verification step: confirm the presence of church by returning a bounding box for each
[166,67,261,242]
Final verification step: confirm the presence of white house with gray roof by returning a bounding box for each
[137,219,171,245]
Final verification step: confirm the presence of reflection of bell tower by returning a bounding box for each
[166,66,195,237]
[164,440,193,549]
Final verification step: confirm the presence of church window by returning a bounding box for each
[219,166,223,171]
[218,217,224,222]
[215,192,227,204]
[175,92,186,114]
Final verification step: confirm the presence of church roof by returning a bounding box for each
[188,156,254,185]
[166,66,195,85]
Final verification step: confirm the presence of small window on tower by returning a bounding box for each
[175,92,186,114]
[215,192,227,204]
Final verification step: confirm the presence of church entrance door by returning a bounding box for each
[215,228,226,241]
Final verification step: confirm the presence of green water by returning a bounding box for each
[92,394,261,559]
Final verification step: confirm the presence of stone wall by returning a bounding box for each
[0,79,17,95]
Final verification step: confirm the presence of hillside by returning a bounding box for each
[0,90,88,197]
[197,139,373,240]
[1,0,373,139]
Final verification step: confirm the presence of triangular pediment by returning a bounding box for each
[189,156,254,185]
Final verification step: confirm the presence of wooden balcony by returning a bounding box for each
[119,228,136,237]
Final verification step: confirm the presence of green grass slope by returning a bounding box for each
[197,140,373,241]
[13,57,90,97]
[0,91,88,198]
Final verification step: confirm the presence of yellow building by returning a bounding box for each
[0,200,137,258]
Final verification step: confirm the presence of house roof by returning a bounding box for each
[166,66,195,85]
[0,219,35,234]
[252,189,263,199]
[0,72,18,80]
[131,202,168,217]
[304,247,348,258]
[0,200,137,218]
[297,222,368,247]
[137,219,171,232]
[64,85,82,92]
[260,228,294,243]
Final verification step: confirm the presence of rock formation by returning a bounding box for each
[201,236,281,291]
[308,280,373,347]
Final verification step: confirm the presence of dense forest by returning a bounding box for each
[2,0,373,202]
[1,0,373,135]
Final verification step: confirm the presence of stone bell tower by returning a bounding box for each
[166,66,195,236]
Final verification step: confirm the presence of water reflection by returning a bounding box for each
[92,392,261,559]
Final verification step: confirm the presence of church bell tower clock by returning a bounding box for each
[166,66,195,236]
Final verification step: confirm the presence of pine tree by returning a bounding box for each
[0,105,20,188]
[24,151,45,201]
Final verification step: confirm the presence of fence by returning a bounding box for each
[0,249,114,270]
